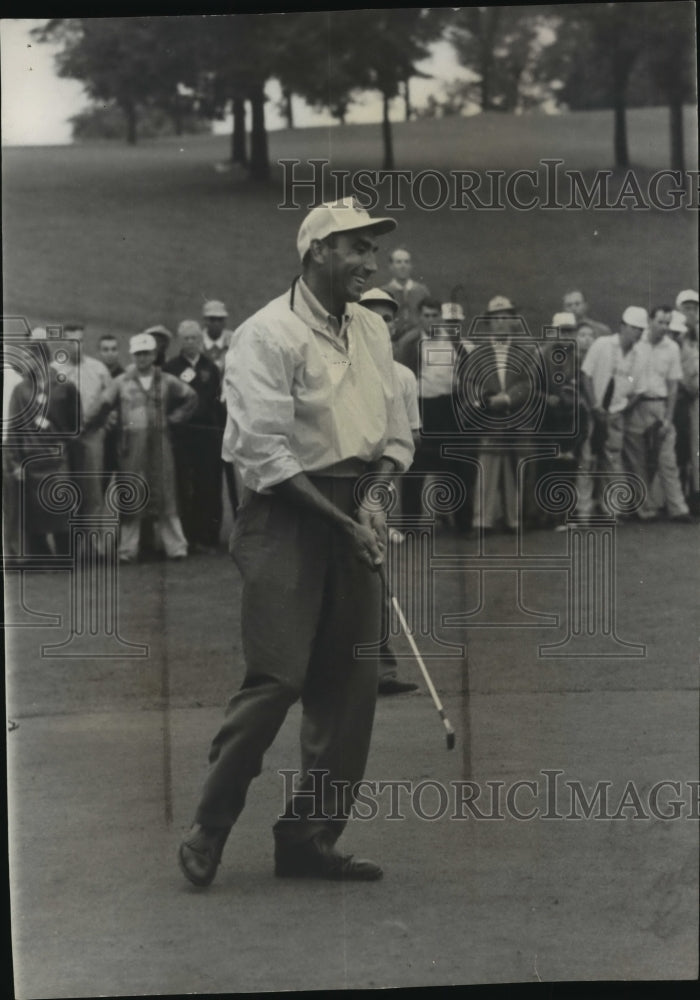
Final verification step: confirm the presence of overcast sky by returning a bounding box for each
[1,17,475,146]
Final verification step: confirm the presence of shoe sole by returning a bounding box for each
[275,866,383,881]
[178,842,218,888]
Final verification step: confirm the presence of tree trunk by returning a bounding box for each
[479,6,501,111]
[248,83,269,180]
[613,96,629,168]
[381,91,394,170]
[231,97,248,165]
[122,101,138,145]
[283,88,294,129]
[669,98,685,172]
[403,79,412,121]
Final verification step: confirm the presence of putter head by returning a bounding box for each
[446,730,455,751]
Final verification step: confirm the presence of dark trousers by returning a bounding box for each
[402,394,476,530]
[194,476,381,846]
[173,427,224,547]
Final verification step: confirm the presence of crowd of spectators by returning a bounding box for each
[3,252,698,564]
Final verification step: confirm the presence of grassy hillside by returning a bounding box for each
[2,108,697,361]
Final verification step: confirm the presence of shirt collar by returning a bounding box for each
[182,352,200,367]
[202,332,225,351]
[295,277,351,345]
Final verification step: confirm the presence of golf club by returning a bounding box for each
[378,563,456,751]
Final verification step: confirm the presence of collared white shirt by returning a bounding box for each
[581,333,635,413]
[394,362,420,430]
[222,277,414,492]
[630,332,682,398]
[53,355,111,425]
[202,329,234,371]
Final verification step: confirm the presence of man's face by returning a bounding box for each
[321,228,378,304]
[649,310,671,341]
[132,350,156,372]
[418,305,441,335]
[563,293,587,321]
[99,339,120,370]
[365,302,397,338]
[489,311,514,340]
[620,323,643,351]
[680,301,699,329]
[203,316,226,340]
[575,324,595,357]
[181,328,203,357]
[389,250,412,282]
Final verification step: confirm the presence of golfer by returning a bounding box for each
[179,198,414,886]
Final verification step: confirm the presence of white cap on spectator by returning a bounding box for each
[552,312,577,328]
[621,306,648,330]
[129,333,157,354]
[486,295,515,314]
[359,288,398,312]
[297,197,396,261]
[202,300,228,318]
[675,289,699,308]
[669,310,688,334]
[442,302,465,321]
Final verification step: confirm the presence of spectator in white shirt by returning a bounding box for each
[624,306,692,522]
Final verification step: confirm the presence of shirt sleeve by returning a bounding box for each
[223,324,304,492]
[395,363,421,431]
[383,349,415,473]
[667,341,683,382]
[580,339,600,379]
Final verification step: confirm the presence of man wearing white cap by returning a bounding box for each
[675,290,699,341]
[470,296,530,533]
[581,306,646,510]
[201,300,235,372]
[625,306,692,522]
[100,332,198,561]
[142,324,173,368]
[179,197,414,887]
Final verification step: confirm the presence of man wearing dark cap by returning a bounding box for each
[179,198,414,887]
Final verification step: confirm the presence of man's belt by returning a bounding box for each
[639,396,667,402]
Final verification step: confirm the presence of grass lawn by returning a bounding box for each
[2,107,697,361]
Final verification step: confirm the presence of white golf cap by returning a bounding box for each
[669,309,688,334]
[621,306,649,330]
[486,295,515,314]
[202,300,228,318]
[129,333,157,353]
[675,289,699,308]
[442,302,465,321]
[297,197,396,261]
[552,311,577,328]
[358,288,398,312]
